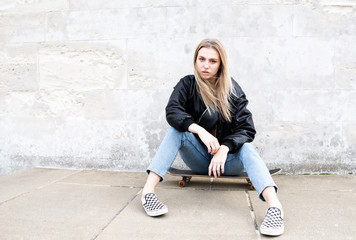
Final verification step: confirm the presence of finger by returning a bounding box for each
[210,145,216,155]
[212,143,220,155]
[221,165,225,174]
[210,141,218,154]
[207,145,212,154]
[214,139,220,148]
[213,166,218,178]
[208,163,212,176]
[211,149,216,155]
[211,142,218,154]
[212,141,220,155]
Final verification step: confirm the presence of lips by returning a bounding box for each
[202,70,209,74]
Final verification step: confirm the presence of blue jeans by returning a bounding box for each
[147,127,278,201]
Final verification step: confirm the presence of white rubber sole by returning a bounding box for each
[260,226,284,236]
[145,207,168,217]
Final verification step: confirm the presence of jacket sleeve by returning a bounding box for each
[165,77,195,132]
[220,86,256,153]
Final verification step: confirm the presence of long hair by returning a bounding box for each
[193,39,234,122]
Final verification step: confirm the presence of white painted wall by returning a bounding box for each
[1,0,355,175]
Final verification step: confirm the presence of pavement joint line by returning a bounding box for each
[0,191,31,206]
[55,182,143,189]
[91,188,142,240]
[0,170,83,206]
[111,185,144,189]
[245,190,262,240]
[56,182,112,187]
[37,170,83,190]
[158,185,252,191]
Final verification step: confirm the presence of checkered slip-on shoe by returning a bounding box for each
[260,207,284,236]
[141,193,168,217]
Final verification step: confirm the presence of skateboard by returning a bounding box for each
[167,167,282,190]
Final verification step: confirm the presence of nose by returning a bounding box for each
[204,62,209,68]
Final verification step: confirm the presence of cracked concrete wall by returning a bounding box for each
[0,0,356,175]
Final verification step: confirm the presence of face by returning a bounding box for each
[195,47,221,82]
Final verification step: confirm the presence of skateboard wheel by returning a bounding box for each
[178,180,186,187]
[246,179,256,191]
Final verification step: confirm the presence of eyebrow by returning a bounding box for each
[198,55,219,61]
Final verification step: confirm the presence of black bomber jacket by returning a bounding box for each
[165,75,256,153]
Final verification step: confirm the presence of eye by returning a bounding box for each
[199,57,205,62]
[210,60,217,63]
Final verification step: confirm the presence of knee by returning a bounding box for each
[167,126,195,143]
[167,126,182,136]
[241,143,256,151]
[239,143,260,158]
[181,130,198,143]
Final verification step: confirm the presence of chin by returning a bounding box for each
[199,74,210,80]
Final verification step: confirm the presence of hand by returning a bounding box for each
[188,124,220,154]
[208,145,229,178]
[197,129,220,155]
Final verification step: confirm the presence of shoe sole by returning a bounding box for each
[260,227,284,236]
[146,207,168,217]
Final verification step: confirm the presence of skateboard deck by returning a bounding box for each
[167,167,282,190]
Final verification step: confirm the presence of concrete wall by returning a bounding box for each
[1,0,356,176]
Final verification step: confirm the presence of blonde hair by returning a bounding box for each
[193,39,234,122]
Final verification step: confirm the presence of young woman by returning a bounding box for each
[141,39,284,236]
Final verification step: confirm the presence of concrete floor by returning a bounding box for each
[0,168,355,240]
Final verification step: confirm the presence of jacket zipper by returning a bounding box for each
[197,108,208,124]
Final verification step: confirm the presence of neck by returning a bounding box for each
[207,77,218,89]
